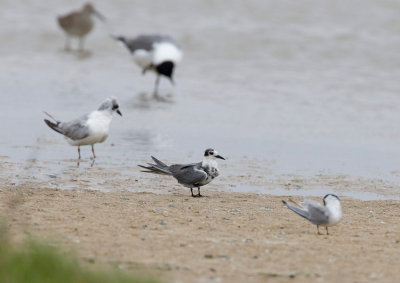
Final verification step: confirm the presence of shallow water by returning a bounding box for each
[1,0,400,200]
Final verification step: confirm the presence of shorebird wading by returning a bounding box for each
[282,194,342,235]
[113,34,183,93]
[58,2,105,51]
[139,148,225,197]
[44,97,122,160]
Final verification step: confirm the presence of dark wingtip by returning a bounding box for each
[282,200,287,205]
[111,34,125,42]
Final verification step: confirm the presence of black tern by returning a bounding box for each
[58,2,106,51]
[139,148,225,197]
[112,34,183,93]
[44,97,122,160]
[282,194,342,235]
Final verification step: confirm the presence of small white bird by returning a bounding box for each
[139,148,225,197]
[58,2,106,51]
[44,97,122,160]
[113,34,183,93]
[282,194,342,235]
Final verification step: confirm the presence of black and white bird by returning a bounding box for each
[113,34,183,93]
[138,148,225,197]
[282,194,342,235]
[44,97,122,160]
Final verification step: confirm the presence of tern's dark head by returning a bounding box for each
[204,148,225,160]
[156,61,175,80]
[323,194,340,205]
[98,97,122,116]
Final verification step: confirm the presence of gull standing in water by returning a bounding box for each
[112,34,183,94]
[58,2,106,51]
[282,194,342,235]
[44,97,122,161]
[139,149,225,197]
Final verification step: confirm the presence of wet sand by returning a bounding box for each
[1,184,399,283]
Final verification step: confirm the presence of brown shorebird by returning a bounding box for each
[57,3,105,51]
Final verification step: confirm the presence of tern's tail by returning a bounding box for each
[282,200,310,220]
[111,35,127,45]
[44,119,63,134]
[43,111,63,134]
[138,156,172,175]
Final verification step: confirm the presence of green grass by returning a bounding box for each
[0,228,159,283]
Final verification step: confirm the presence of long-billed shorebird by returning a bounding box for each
[282,194,342,235]
[139,149,225,197]
[58,2,105,51]
[112,34,183,93]
[44,97,122,160]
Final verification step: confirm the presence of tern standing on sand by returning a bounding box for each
[44,97,122,160]
[58,2,105,51]
[282,194,342,235]
[139,149,225,197]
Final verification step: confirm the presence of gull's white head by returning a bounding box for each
[203,148,225,160]
[97,97,122,116]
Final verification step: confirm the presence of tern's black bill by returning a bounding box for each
[116,110,122,116]
[216,155,225,160]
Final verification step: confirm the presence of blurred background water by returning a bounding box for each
[1,0,400,199]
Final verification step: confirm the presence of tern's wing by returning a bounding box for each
[282,201,310,221]
[305,200,330,225]
[169,162,207,186]
[59,114,90,140]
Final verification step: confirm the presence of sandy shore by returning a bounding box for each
[1,184,399,283]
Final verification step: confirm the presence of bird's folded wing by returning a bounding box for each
[59,116,90,140]
[170,164,207,185]
[306,201,329,225]
[126,35,176,52]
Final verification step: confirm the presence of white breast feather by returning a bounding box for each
[153,42,183,65]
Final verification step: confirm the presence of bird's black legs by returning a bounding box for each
[190,187,203,197]
[91,145,96,159]
[326,226,329,235]
[317,225,322,235]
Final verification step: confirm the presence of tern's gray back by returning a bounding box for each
[169,162,207,186]
[124,35,176,52]
[59,114,90,140]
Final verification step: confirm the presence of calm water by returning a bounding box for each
[1,0,400,199]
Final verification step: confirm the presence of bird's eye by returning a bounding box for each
[112,104,119,110]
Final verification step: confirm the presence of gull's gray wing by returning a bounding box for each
[58,114,90,140]
[305,200,329,225]
[169,162,207,186]
[124,35,175,52]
